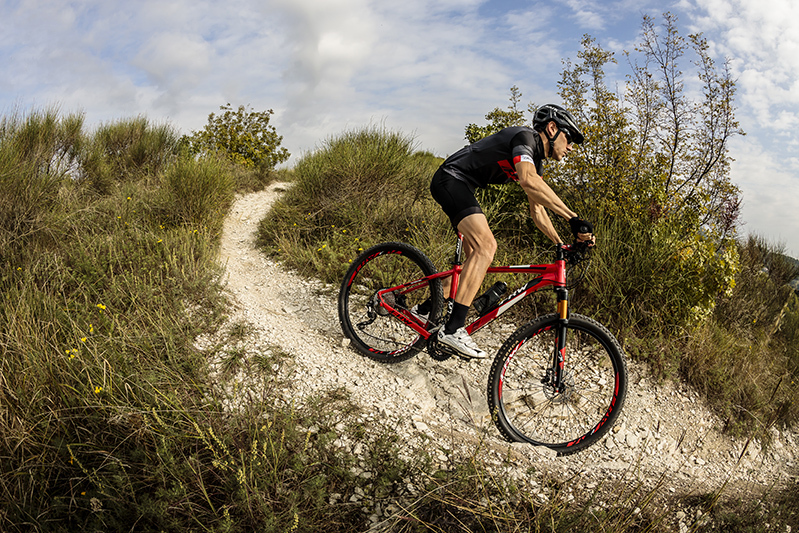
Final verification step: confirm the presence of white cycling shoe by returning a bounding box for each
[437,327,488,359]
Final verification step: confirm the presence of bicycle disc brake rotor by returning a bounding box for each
[542,370,574,404]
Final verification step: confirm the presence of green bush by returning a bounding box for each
[257,126,448,282]
[162,155,235,233]
[183,104,290,172]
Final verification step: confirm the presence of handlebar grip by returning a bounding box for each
[568,217,593,237]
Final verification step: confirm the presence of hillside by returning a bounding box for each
[209,181,799,531]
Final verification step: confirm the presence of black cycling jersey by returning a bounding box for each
[439,126,545,189]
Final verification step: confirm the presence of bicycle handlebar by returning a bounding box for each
[560,241,591,266]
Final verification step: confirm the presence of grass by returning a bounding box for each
[2,109,796,531]
[257,126,451,282]
[0,108,335,531]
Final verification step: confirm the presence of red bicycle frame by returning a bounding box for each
[374,235,573,341]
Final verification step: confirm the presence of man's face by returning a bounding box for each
[546,122,574,161]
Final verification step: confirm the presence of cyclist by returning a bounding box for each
[426,104,595,359]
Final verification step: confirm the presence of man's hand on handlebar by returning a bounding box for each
[569,217,596,246]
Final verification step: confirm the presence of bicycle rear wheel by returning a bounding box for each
[487,313,627,455]
[338,242,443,363]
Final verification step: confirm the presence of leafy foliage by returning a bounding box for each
[184,104,290,171]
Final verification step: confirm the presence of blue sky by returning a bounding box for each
[2,0,798,256]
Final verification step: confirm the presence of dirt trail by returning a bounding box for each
[208,181,798,523]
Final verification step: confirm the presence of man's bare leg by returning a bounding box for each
[453,213,497,305]
[436,213,496,359]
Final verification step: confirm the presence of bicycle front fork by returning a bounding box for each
[550,288,570,394]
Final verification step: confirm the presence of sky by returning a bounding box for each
[2,0,798,256]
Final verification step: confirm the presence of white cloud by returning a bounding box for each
[2,0,797,257]
[729,137,799,256]
[678,0,799,256]
[690,0,799,126]
[134,33,213,87]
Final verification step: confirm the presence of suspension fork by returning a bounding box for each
[551,287,570,393]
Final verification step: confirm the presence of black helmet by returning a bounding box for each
[533,104,584,144]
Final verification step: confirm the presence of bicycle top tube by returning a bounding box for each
[448,232,569,288]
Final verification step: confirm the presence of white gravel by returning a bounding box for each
[203,181,798,517]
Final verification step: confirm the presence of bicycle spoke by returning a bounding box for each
[338,243,443,363]
[488,314,627,454]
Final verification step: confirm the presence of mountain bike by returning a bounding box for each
[337,236,628,455]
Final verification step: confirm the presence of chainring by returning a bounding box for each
[426,329,454,361]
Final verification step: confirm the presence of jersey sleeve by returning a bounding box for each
[510,130,544,176]
[510,130,537,165]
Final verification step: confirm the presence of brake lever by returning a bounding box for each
[565,241,591,265]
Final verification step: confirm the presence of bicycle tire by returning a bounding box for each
[338,242,443,363]
[487,313,627,455]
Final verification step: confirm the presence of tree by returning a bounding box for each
[463,14,745,332]
[185,104,290,171]
[624,14,743,239]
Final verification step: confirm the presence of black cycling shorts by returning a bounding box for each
[430,169,483,230]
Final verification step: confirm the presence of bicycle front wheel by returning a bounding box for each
[487,313,627,455]
[338,242,443,363]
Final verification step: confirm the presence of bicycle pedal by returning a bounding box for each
[437,343,461,357]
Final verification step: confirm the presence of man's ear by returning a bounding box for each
[546,121,558,136]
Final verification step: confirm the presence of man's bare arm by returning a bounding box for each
[529,202,562,244]
[515,161,578,220]
[516,161,595,245]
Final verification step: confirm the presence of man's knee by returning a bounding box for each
[459,214,496,260]
[467,232,497,263]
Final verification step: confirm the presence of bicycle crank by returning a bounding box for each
[426,328,454,361]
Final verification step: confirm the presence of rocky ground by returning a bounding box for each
[201,182,798,531]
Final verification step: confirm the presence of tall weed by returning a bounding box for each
[0,108,83,256]
[0,108,233,530]
[80,116,180,193]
